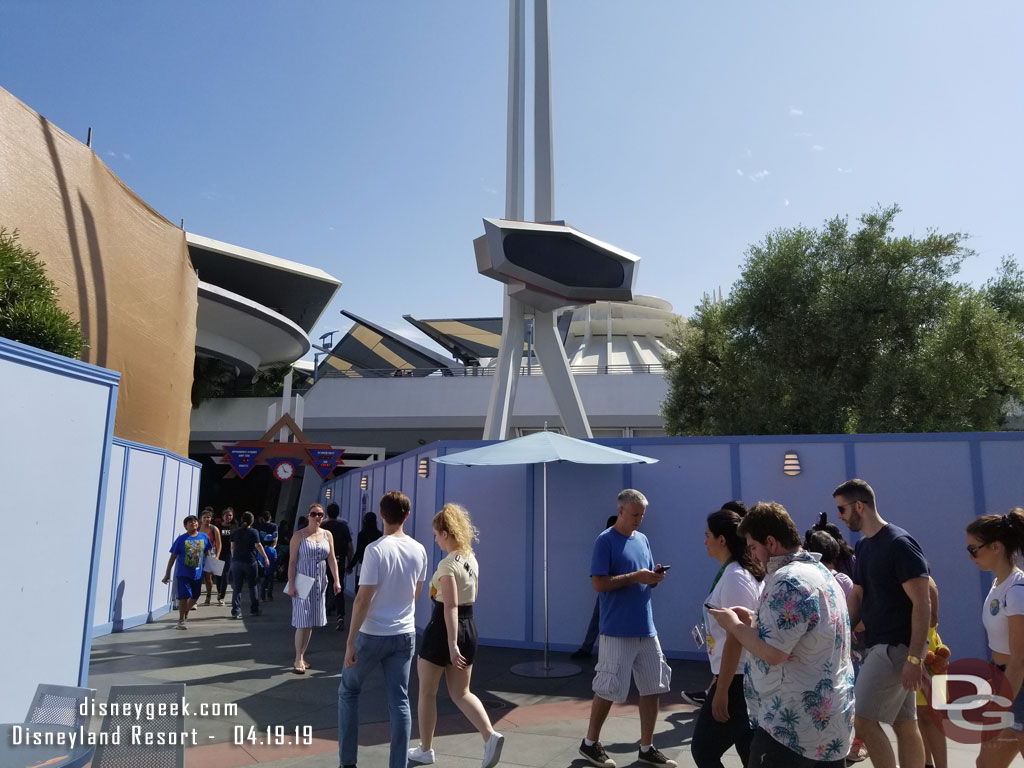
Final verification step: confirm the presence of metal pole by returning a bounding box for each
[543,460,549,670]
[506,0,526,220]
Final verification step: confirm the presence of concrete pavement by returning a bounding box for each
[87,591,1001,767]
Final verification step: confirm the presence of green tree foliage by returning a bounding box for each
[0,227,87,359]
[662,206,1024,435]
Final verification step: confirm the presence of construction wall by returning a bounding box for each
[1,337,119,723]
[322,433,1024,665]
[92,438,201,637]
[0,86,197,455]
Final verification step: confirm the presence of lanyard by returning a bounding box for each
[707,557,734,598]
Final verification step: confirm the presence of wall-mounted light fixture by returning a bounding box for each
[360,476,368,490]
[783,451,801,476]
[418,458,429,478]
[324,487,332,500]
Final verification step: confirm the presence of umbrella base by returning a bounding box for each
[510,660,581,678]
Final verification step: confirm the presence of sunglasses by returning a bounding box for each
[309,512,324,518]
[966,543,987,558]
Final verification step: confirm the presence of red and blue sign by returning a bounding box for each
[307,448,346,480]
[225,447,264,479]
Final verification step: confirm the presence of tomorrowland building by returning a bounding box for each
[189,282,680,510]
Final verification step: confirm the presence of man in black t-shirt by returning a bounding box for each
[321,502,354,629]
[216,507,237,605]
[834,479,930,768]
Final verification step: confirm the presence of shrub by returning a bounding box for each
[0,227,87,358]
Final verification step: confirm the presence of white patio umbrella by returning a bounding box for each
[433,430,658,677]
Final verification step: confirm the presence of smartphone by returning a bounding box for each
[654,565,671,574]
[703,601,719,611]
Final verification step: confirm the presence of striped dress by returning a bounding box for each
[290,533,330,628]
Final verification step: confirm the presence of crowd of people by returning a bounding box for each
[158,479,1024,768]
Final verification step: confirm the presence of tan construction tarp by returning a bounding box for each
[0,86,197,456]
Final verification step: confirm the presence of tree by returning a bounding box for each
[662,205,1024,435]
[0,227,86,358]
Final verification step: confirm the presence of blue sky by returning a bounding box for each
[3,1,1022,356]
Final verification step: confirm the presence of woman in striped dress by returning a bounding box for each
[287,503,341,674]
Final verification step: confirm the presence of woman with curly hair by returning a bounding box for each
[967,507,1024,768]
[408,504,503,768]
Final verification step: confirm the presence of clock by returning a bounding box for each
[273,461,296,481]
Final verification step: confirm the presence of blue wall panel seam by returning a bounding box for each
[108,446,131,627]
[80,380,118,685]
[730,442,742,500]
[147,457,169,620]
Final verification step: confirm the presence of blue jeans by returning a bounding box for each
[338,631,415,768]
[230,561,259,616]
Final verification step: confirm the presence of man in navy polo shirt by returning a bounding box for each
[834,478,930,768]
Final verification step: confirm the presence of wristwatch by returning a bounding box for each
[906,654,922,666]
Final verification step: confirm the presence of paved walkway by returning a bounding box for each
[88,591,997,767]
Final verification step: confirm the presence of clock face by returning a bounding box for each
[274,462,295,480]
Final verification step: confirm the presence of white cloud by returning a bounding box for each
[794,131,812,138]
[784,199,790,207]
[736,169,744,176]
[745,148,753,158]
[789,107,804,116]
[812,145,824,152]
[105,151,116,157]
[837,167,853,174]
[749,169,770,182]
[481,184,498,196]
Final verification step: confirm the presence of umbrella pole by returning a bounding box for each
[509,457,581,679]
[543,461,549,671]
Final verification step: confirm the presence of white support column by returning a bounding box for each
[534,0,554,223]
[533,308,592,438]
[483,291,528,440]
[279,372,293,442]
[293,393,304,431]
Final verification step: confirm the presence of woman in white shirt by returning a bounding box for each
[692,507,764,768]
[408,504,504,768]
[967,507,1024,768]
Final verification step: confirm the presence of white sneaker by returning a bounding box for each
[408,745,435,764]
[176,621,187,630]
[482,732,504,768]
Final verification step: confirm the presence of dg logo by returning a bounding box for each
[924,658,1015,744]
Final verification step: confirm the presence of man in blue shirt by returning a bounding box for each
[579,489,675,768]
[162,515,212,630]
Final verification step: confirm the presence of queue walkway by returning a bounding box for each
[87,592,990,767]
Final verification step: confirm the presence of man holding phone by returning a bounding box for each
[578,489,676,768]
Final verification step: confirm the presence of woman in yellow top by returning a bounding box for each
[408,504,504,768]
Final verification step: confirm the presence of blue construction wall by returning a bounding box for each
[1,338,119,723]
[319,433,1024,665]
[91,439,201,636]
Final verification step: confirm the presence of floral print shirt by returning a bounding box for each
[743,550,855,761]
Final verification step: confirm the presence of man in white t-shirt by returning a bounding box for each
[338,491,428,768]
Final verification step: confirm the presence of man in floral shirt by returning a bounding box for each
[710,502,854,768]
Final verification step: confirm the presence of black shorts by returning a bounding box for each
[419,600,478,667]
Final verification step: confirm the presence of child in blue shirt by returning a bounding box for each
[162,515,212,630]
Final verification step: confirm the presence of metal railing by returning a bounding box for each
[317,363,665,380]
